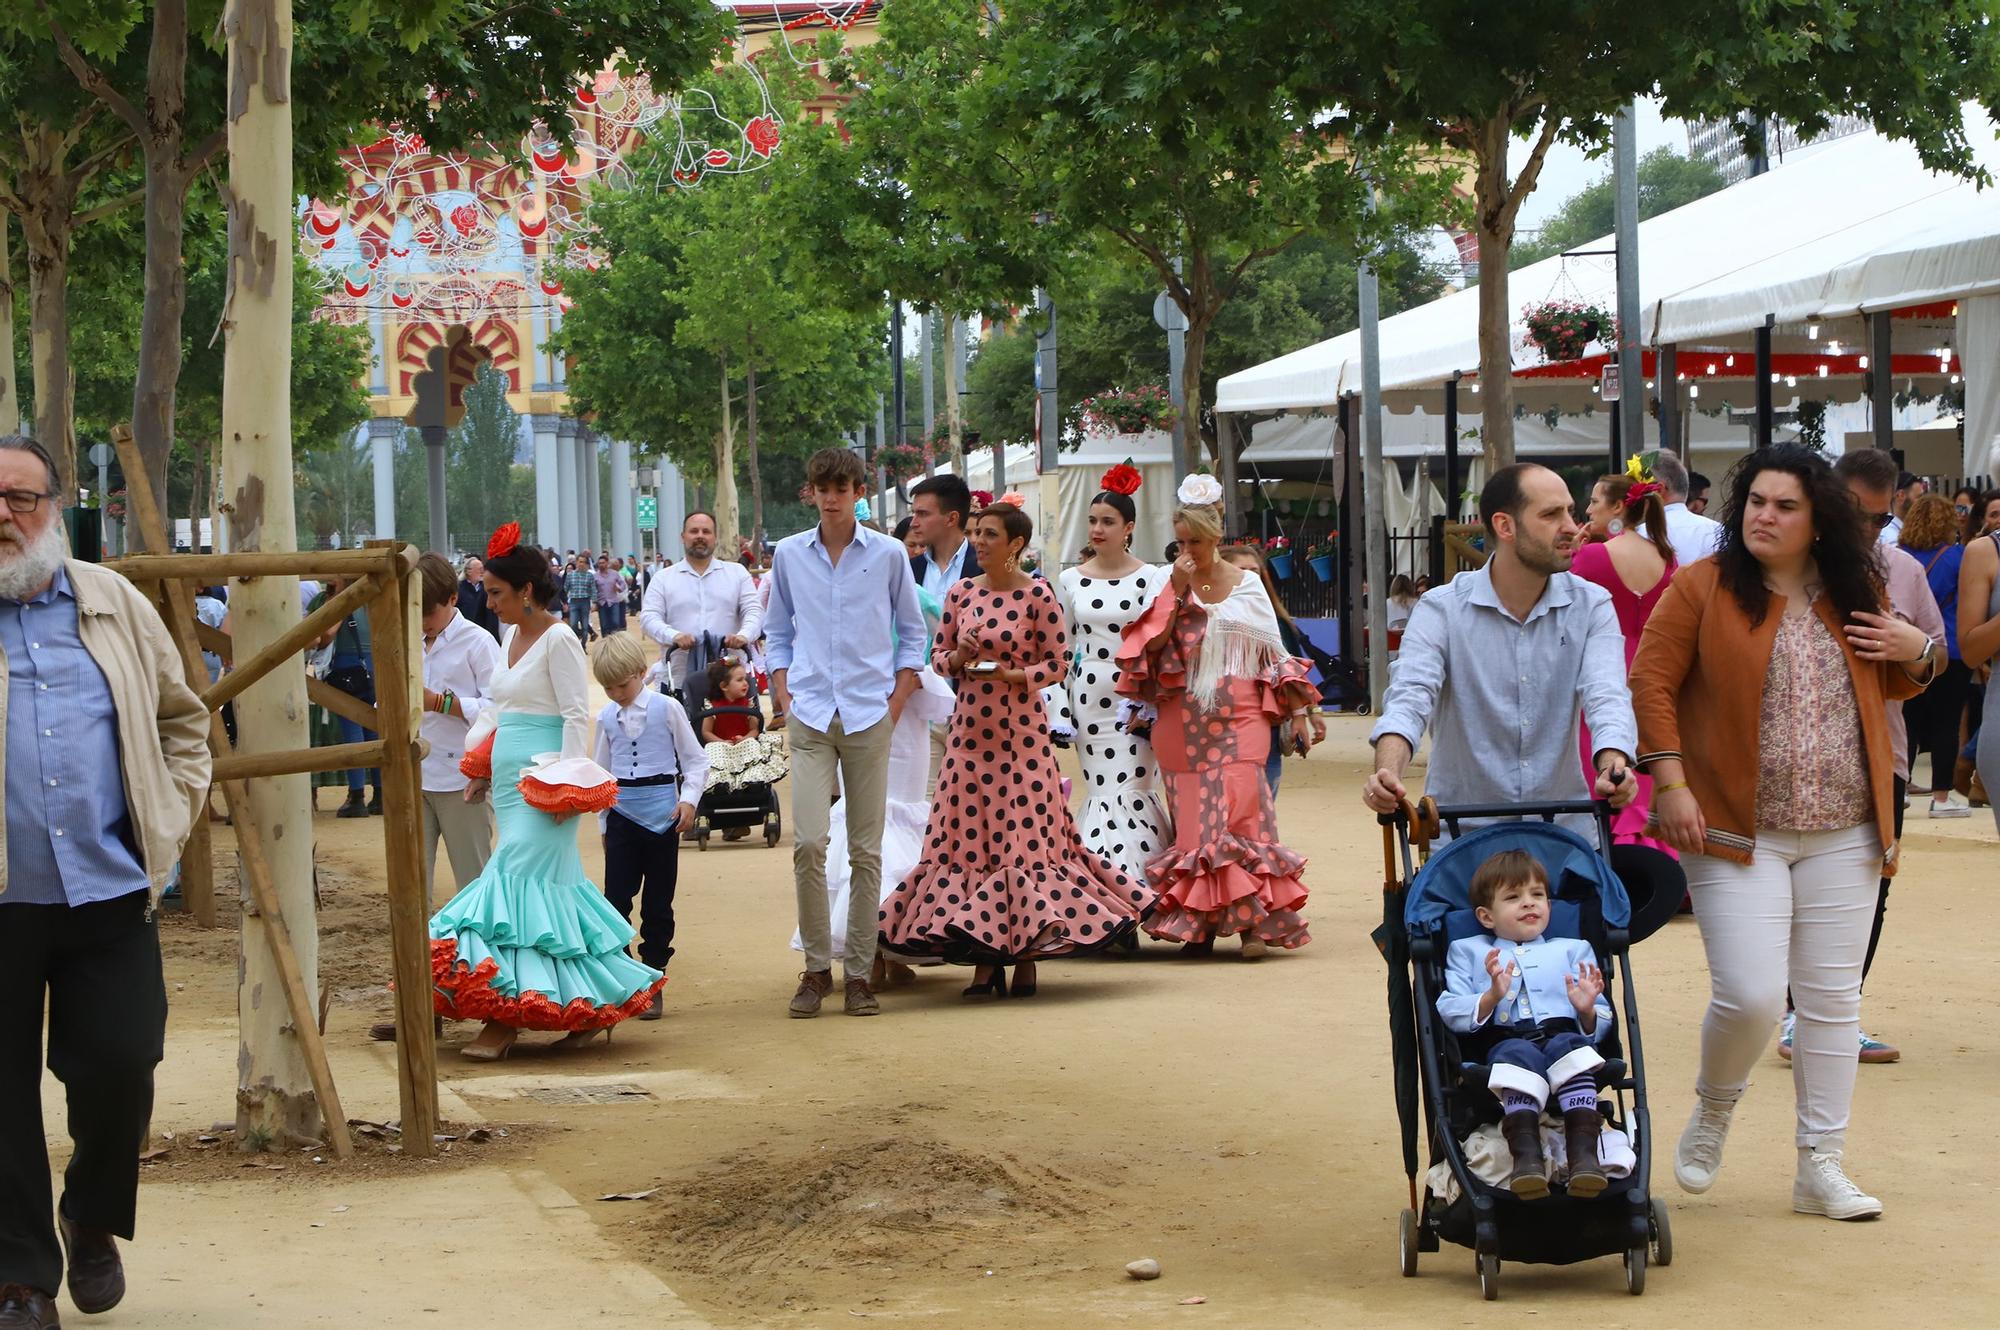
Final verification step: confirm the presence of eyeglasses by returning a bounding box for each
[1956,504,1974,515]
[1865,510,1895,529]
[1,489,57,515]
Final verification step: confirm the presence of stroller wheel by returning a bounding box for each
[1650,1197,1673,1268]
[1624,1244,1647,1296]
[1397,1209,1418,1277]
[764,813,781,848]
[1476,1250,1499,1301]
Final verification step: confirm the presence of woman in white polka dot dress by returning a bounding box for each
[1054,466,1175,890]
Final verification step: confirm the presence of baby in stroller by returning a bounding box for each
[1439,849,1612,1200]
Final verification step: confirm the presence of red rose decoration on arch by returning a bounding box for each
[487,521,521,561]
[744,115,781,160]
[1100,462,1142,496]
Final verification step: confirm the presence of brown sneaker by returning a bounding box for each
[789,970,833,1018]
[844,977,880,1016]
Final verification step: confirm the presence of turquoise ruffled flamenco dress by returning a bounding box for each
[430,712,663,1031]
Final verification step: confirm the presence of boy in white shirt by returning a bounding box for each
[1437,850,1613,1199]
[417,553,502,901]
[591,635,708,1019]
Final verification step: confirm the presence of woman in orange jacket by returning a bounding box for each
[1630,444,1935,1223]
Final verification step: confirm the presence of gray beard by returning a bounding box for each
[0,520,71,600]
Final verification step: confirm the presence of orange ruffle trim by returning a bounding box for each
[429,940,664,1030]
[518,775,618,814]
[459,732,495,781]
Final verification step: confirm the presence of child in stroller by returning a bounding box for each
[1439,848,1612,1199]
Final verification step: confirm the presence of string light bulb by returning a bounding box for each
[1725,354,1735,367]
[1858,355,1870,369]
[1807,322,1820,340]
[1817,364,1829,378]
[1689,384,1701,399]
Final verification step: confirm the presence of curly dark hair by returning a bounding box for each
[1715,444,1882,627]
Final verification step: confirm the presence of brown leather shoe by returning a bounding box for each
[1563,1106,1607,1197]
[788,970,833,1018]
[1502,1109,1549,1199]
[59,1209,124,1314]
[0,1285,59,1329]
[844,978,880,1016]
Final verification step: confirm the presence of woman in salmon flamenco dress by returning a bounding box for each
[1116,477,1320,958]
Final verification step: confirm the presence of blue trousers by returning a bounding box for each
[567,597,593,636]
[1486,1029,1603,1108]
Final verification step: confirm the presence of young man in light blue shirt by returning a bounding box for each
[766,448,926,1018]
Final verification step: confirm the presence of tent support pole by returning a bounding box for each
[1870,311,1895,451]
[1443,374,1461,523]
[1755,315,1775,450]
[1337,394,1357,679]
[1658,345,1680,454]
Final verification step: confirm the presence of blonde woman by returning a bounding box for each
[1117,477,1320,957]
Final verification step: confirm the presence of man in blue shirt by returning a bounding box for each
[766,447,926,1019]
[0,435,211,1330]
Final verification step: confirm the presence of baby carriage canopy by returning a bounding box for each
[1405,822,1630,938]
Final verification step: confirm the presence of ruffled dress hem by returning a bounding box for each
[431,941,664,1030]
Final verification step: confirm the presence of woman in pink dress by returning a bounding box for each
[1575,466,1679,859]
[1116,478,1320,957]
[878,502,1153,999]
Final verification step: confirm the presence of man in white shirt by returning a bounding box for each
[766,448,926,1020]
[907,473,981,789]
[1654,450,1724,566]
[639,510,763,697]
[414,553,501,902]
[1878,471,1926,546]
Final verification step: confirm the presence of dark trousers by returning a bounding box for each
[1863,775,1906,988]
[1905,660,1972,790]
[0,892,166,1295]
[603,809,679,969]
[598,601,625,636]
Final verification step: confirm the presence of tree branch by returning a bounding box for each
[74,187,146,226]
[38,6,148,138]
[1499,109,1563,232]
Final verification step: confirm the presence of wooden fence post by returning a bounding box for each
[367,543,439,1154]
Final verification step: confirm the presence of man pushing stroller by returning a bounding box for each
[1438,850,1612,1200]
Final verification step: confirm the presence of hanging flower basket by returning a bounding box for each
[1265,535,1294,580]
[1522,299,1615,363]
[1078,385,1178,436]
[876,443,928,482]
[1307,534,1338,582]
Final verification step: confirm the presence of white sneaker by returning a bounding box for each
[1929,791,1972,818]
[1675,1095,1737,1194]
[1793,1148,1883,1220]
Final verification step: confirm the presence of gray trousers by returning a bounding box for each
[422,788,496,905]
[791,713,893,978]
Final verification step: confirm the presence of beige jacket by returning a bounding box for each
[0,559,213,908]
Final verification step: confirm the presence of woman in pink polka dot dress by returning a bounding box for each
[879,502,1154,998]
[1117,485,1319,956]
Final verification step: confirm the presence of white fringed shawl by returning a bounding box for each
[1184,576,1291,710]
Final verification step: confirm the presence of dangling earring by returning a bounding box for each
[1606,517,1625,536]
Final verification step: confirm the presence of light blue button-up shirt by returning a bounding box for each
[764,522,928,735]
[918,537,969,601]
[1438,932,1612,1042]
[1371,564,1637,840]
[0,566,151,906]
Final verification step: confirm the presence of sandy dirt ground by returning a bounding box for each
[40,680,2000,1327]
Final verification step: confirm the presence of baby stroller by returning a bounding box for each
[1375,796,1668,1300]
[691,701,784,850]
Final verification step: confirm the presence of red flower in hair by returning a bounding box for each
[1100,462,1142,496]
[487,521,522,561]
[971,490,994,508]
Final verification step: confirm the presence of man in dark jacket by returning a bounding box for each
[456,555,500,640]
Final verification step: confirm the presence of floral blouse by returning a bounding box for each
[1756,608,1871,831]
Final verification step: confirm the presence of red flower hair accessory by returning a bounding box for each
[1100,462,1143,496]
[971,489,994,508]
[487,521,522,561]
[1623,480,1664,505]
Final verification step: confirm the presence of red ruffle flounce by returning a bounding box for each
[518,775,619,814]
[459,732,495,781]
[429,940,664,1031]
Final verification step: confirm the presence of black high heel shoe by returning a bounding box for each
[962,965,1009,1000]
[1009,964,1037,999]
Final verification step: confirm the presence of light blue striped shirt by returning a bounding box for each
[1371,564,1637,840]
[764,523,927,734]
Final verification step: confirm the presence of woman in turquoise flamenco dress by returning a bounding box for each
[433,524,663,1061]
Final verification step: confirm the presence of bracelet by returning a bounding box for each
[1656,781,1690,793]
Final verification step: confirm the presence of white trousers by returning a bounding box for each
[1683,823,1881,1151]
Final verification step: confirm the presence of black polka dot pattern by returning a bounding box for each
[878,578,1157,964]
